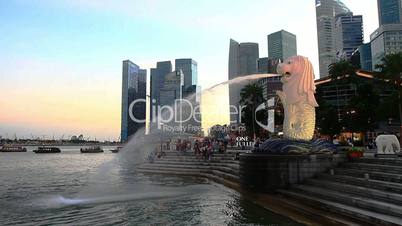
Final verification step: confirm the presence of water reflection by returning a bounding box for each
[0,146,300,225]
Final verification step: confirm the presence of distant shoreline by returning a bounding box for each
[0,142,123,147]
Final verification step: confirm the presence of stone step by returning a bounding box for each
[161,155,235,161]
[153,158,239,164]
[163,151,235,157]
[317,174,402,194]
[291,184,402,218]
[304,178,402,205]
[342,162,402,174]
[211,169,240,182]
[152,160,239,170]
[278,189,402,226]
[137,165,239,183]
[355,158,402,166]
[137,168,206,177]
[137,168,239,189]
[138,166,211,174]
[334,168,402,183]
[138,164,239,178]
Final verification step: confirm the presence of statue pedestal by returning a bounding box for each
[239,153,345,192]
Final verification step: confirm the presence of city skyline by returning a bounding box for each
[0,0,379,140]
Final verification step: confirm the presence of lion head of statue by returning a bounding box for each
[277,55,318,107]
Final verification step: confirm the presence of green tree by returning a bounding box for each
[315,96,342,137]
[376,53,402,143]
[325,59,358,135]
[328,59,357,80]
[346,83,380,133]
[239,84,266,138]
[377,92,399,121]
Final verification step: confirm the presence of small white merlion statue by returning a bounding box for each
[276,56,319,141]
[375,135,401,155]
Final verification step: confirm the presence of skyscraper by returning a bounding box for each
[316,0,351,78]
[159,70,184,107]
[121,60,146,142]
[370,0,402,70]
[378,0,402,25]
[334,13,364,59]
[257,57,269,74]
[151,61,172,102]
[267,30,297,61]
[228,39,259,123]
[175,58,198,92]
[175,58,201,133]
[157,61,172,77]
[370,23,402,70]
[150,61,172,123]
[150,59,201,133]
[159,70,184,131]
[358,43,373,71]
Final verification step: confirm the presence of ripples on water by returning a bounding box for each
[0,146,299,225]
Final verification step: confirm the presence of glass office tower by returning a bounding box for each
[316,0,351,78]
[121,60,146,142]
[228,39,259,123]
[267,30,297,61]
[335,13,364,59]
[378,0,402,25]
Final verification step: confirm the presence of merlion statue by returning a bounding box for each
[276,56,318,141]
[254,56,335,155]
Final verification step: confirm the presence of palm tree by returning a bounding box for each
[239,84,266,138]
[376,53,402,144]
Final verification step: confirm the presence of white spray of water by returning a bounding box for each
[41,73,280,206]
[54,192,180,206]
[206,73,279,91]
[36,184,211,208]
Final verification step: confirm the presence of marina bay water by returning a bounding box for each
[0,146,299,225]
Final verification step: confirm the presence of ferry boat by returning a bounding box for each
[33,147,61,153]
[110,146,123,153]
[0,145,27,152]
[80,146,103,153]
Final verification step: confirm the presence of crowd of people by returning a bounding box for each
[175,138,228,161]
[147,134,271,163]
[147,137,230,163]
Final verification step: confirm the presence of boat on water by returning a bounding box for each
[110,146,123,153]
[80,146,103,153]
[33,147,61,154]
[0,145,27,152]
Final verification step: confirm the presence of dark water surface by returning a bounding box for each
[0,146,300,225]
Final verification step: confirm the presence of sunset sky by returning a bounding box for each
[0,0,378,141]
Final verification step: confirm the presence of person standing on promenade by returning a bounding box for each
[212,140,219,153]
[194,140,200,155]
